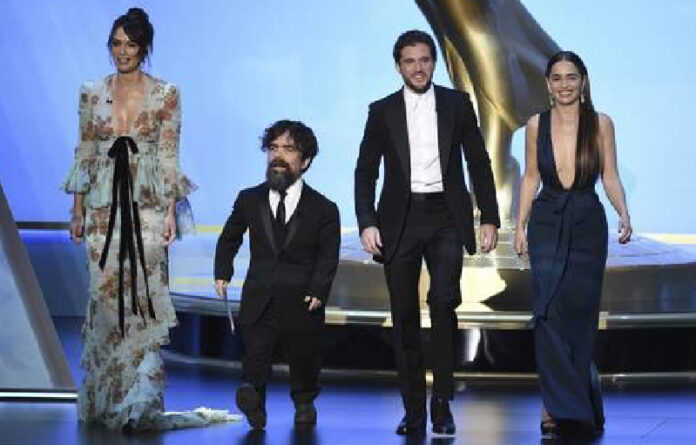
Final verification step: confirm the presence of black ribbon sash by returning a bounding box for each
[99,136,156,337]
[530,186,597,325]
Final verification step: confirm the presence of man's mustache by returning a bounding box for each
[269,159,291,170]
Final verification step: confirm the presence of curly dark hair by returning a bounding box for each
[261,120,318,172]
[393,30,437,64]
[108,8,154,64]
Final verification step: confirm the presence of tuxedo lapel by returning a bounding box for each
[435,85,454,179]
[257,185,279,255]
[384,91,411,180]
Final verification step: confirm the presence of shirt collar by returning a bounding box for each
[403,83,435,111]
[269,177,303,200]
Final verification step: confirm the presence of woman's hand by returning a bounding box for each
[514,226,529,263]
[618,213,632,244]
[69,208,85,243]
[162,213,176,246]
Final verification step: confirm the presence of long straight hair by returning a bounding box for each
[546,51,600,186]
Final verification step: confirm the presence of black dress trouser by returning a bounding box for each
[240,296,321,405]
[384,194,463,421]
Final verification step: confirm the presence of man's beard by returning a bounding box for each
[266,159,299,192]
[404,76,432,94]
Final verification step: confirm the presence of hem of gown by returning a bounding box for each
[79,408,242,431]
[536,321,604,429]
[542,408,600,428]
[78,314,179,428]
[78,324,242,431]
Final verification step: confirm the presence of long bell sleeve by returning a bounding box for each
[156,84,197,236]
[62,83,97,194]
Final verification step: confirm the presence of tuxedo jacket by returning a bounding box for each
[354,84,500,263]
[214,182,340,333]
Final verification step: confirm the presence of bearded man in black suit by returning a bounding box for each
[355,30,500,436]
[215,120,340,430]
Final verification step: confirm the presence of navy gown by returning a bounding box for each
[528,110,608,428]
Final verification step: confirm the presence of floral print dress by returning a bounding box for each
[62,74,238,430]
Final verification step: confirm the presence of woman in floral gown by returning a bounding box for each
[62,8,237,431]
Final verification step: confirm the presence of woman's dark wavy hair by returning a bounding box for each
[393,30,437,64]
[108,8,154,64]
[261,120,319,172]
[546,51,600,186]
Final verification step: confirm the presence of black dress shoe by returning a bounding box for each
[559,419,603,439]
[294,402,317,426]
[396,415,426,436]
[540,420,560,440]
[430,398,456,435]
[236,384,266,430]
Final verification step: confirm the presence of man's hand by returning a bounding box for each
[360,226,382,255]
[215,279,229,299]
[304,296,323,311]
[479,224,498,253]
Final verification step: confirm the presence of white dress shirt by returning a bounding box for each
[404,84,443,193]
[269,178,303,223]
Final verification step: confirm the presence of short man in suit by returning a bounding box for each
[355,30,500,435]
[215,120,340,430]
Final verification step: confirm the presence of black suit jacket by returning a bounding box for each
[214,182,340,333]
[354,85,499,263]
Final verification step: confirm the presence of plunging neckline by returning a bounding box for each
[107,73,150,137]
[548,111,576,192]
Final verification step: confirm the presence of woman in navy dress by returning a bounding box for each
[514,51,632,439]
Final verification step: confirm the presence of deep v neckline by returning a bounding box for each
[108,73,150,137]
[548,111,576,192]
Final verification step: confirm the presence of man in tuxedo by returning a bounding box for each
[354,30,500,436]
[214,120,340,430]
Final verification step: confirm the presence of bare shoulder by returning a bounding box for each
[597,112,615,135]
[525,114,540,138]
[527,113,540,129]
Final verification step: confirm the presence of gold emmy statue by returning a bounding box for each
[417,0,560,224]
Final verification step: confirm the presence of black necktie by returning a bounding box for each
[276,190,287,226]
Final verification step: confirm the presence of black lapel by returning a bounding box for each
[435,85,454,179]
[281,184,308,251]
[384,90,411,180]
[257,184,278,255]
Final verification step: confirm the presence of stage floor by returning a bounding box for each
[3,317,696,444]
